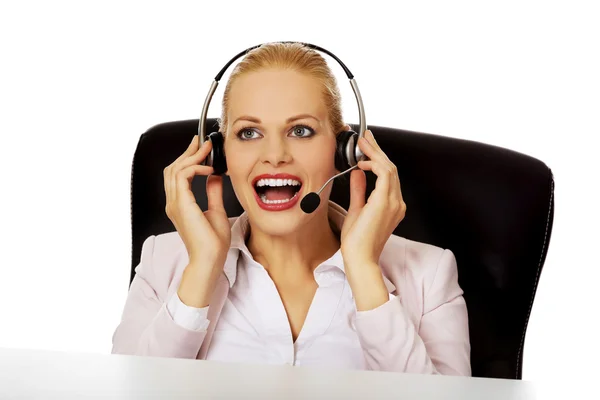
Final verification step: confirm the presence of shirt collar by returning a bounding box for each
[222,200,396,294]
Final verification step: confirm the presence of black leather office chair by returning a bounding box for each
[129,118,554,380]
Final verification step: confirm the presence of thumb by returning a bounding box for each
[206,174,225,212]
[347,168,366,215]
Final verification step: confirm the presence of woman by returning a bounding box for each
[111,42,471,375]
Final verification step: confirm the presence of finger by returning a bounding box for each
[360,156,403,197]
[359,159,406,216]
[347,168,366,214]
[357,133,399,188]
[356,160,391,200]
[170,139,213,205]
[206,174,226,212]
[363,129,383,151]
[174,164,215,207]
[176,138,213,170]
[357,134,389,165]
[164,166,171,204]
[169,164,177,210]
[167,139,199,206]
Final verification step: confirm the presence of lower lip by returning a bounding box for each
[253,187,302,211]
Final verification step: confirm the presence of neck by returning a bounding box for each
[246,206,340,281]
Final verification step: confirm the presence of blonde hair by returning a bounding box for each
[218,42,345,136]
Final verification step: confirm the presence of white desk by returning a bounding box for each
[0,347,537,399]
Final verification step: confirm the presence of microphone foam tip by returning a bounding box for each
[300,192,320,213]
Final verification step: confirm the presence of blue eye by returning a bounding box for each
[290,125,315,138]
[237,128,261,140]
[235,125,315,140]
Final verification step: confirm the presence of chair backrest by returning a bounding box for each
[130,118,554,379]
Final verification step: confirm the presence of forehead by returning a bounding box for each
[228,69,328,122]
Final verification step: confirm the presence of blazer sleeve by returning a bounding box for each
[111,235,208,359]
[354,249,471,376]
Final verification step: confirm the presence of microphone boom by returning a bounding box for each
[300,165,358,214]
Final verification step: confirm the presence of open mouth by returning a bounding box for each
[253,178,303,205]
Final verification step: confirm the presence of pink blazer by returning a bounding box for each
[112,202,471,375]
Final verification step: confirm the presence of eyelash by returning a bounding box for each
[234,124,317,141]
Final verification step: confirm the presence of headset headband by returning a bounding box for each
[198,41,367,157]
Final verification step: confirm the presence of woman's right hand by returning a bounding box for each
[163,135,231,307]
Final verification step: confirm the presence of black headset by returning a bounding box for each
[198,41,368,177]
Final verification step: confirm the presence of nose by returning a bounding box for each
[260,135,292,167]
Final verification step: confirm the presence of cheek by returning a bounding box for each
[225,156,255,206]
[224,144,254,183]
[303,153,334,176]
[301,140,337,174]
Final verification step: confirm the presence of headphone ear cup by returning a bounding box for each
[207,132,227,175]
[335,130,358,172]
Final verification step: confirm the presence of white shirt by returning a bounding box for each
[166,211,395,369]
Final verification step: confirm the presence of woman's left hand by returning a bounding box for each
[340,128,407,269]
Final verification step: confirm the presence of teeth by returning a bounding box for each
[256,178,301,187]
[254,177,302,205]
[259,191,300,204]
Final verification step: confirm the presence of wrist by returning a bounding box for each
[344,259,379,275]
[345,261,389,311]
[178,262,222,308]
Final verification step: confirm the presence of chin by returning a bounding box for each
[247,208,308,237]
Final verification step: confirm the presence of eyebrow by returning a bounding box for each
[232,114,321,125]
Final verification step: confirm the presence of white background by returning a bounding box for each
[0,0,598,393]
